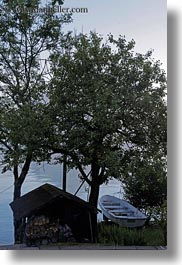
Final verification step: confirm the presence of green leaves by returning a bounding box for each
[52,0,64,5]
[48,32,167,185]
[0,0,71,173]
[122,155,167,209]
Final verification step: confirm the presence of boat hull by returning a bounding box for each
[102,211,146,228]
[99,195,147,228]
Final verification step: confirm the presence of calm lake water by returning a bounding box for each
[0,162,122,246]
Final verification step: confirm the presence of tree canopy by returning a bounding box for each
[47,32,167,210]
[0,0,71,199]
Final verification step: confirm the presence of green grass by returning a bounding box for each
[143,226,166,246]
[97,222,166,246]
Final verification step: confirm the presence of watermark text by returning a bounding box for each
[1,5,89,14]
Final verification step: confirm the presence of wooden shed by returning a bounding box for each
[10,183,97,245]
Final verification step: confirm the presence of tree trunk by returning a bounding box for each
[13,181,22,201]
[88,159,100,243]
[13,180,24,243]
[89,183,99,243]
[89,183,100,208]
[13,153,32,243]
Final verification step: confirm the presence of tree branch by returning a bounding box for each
[0,139,12,151]
[76,163,92,186]
[51,147,92,185]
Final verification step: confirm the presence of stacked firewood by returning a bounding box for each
[59,224,76,242]
[25,215,75,246]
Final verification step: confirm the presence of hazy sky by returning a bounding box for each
[63,0,167,72]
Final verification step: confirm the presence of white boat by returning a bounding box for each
[99,195,147,228]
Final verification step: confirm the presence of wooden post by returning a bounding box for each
[63,154,67,191]
[88,212,93,243]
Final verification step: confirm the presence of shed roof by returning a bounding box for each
[10,183,96,220]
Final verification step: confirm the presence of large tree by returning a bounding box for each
[47,32,167,240]
[0,0,71,242]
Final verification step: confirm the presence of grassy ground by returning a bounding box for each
[97,222,166,246]
[142,226,166,246]
[0,224,166,249]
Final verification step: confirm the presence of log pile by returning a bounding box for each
[59,224,76,242]
[25,215,76,246]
